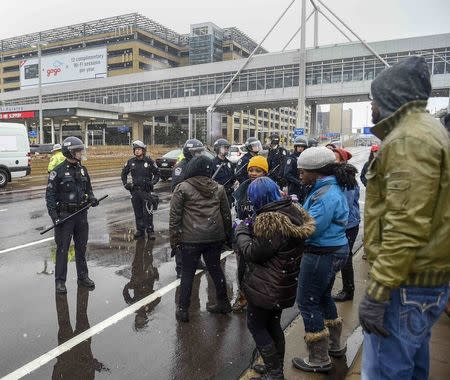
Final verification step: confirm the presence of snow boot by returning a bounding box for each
[207,299,232,314]
[252,335,285,375]
[55,281,67,294]
[232,290,248,312]
[175,307,189,323]
[292,328,332,373]
[325,317,347,358]
[250,343,284,380]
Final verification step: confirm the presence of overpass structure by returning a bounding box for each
[0,32,449,140]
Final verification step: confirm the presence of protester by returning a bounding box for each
[359,56,450,380]
[231,155,269,313]
[292,146,350,373]
[235,177,314,379]
[332,148,360,302]
[169,156,232,323]
[360,145,379,187]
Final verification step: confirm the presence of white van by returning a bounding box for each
[0,123,31,188]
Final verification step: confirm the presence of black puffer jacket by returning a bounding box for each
[235,198,315,310]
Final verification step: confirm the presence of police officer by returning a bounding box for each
[46,136,98,294]
[121,140,160,240]
[235,136,262,184]
[284,136,310,204]
[267,132,288,187]
[171,139,205,192]
[308,137,319,147]
[212,138,235,207]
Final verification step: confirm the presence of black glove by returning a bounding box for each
[359,294,390,337]
[50,214,60,226]
[124,183,133,191]
[89,197,99,207]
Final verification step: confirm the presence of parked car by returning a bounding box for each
[227,144,246,164]
[0,123,31,188]
[29,143,54,155]
[155,148,214,181]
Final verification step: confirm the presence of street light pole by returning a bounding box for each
[32,41,48,144]
[184,88,195,139]
[297,0,307,135]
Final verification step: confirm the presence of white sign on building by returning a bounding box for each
[19,47,107,89]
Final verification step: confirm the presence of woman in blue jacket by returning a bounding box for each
[292,147,351,373]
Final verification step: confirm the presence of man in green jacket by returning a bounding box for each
[359,56,450,379]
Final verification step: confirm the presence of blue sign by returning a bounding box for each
[117,126,130,133]
[28,131,37,138]
[293,128,304,136]
[363,127,373,135]
[325,132,340,137]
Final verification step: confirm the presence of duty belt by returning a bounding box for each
[59,203,87,213]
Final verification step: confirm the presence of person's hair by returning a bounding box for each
[311,163,358,190]
[248,177,281,211]
[183,155,213,180]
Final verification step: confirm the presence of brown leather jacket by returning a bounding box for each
[169,176,232,247]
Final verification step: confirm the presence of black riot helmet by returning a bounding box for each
[132,140,146,152]
[244,136,262,153]
[62,136,85,161]
[308,137,319,147]
[213,138,231,154]
[270,133,280,146]
[293,136,309,148]
[182,139,205,160]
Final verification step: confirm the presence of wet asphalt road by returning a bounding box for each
[0,147,370,380]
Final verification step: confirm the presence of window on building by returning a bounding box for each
[3,76,20,83]
[3,65,19,73]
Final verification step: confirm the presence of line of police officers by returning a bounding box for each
[46,134,317,294]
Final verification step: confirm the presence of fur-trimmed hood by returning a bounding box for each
[252,198,315,240]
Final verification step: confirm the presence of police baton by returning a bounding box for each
[223,162,247,187]
[211,163,224,180]
[40,195,109,235]
[267,163,281,177]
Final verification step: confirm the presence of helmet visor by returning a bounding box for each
[248,141,262,153]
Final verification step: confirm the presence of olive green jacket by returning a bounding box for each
[364,100,450,302]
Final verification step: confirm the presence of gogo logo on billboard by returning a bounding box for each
[47,67,62,77]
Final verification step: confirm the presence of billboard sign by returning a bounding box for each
[0,111,35,120]
[20,47,107,89]
[363,127,373,135]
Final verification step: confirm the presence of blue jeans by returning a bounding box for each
[362,285,450,380]
[297,249,348,333]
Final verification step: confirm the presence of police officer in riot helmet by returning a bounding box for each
[284,136,310,204]
[212,138,235,207]
[235,136,262,184]
[308,137,319,147]
[267,132,288,187]
[171,139,205,192]
[121,140,160,240]
[46,136,98,294]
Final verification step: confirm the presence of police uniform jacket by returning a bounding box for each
[235,152,256,184]
[267,146,288,180]
[46,159,95,221]
[212,156,235,191]
[121,156,160,192]
[283,152,309,203]
[171,158,189,192]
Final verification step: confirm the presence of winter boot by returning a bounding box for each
[55,281,67,294]
[326,317,346,357]
[176,307,189,323]
[292,328,332,373]
[133,230,145,239]
[333,289,354,302]
[250,343,284,380]
[207,299,232,314]
[232,290,248,312]
[77,277,95,289]
[252,335,285,375]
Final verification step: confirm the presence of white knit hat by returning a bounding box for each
[297,146,336,170]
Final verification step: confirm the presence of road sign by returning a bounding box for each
[28,130,37,138]
[363,127,372,135]
[293,128,304,136]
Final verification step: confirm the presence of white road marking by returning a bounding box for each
[1,250,234,380]
[0,237,53,255]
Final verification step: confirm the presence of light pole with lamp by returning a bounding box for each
[184,88,196,139]
[31,41,48,144]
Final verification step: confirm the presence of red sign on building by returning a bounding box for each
[0,111,36,120]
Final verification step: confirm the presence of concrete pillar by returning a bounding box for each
[102,127,106,146]
[165,116,169,136]
[84,122,89,148]
[310,104,317,137]
[59,123,63,143]
[239,111,244,143]
[151,116,156,145]
[132,120,144,141]
[226,113,233,143]
[50,119,55,144]
[255,109,259,140]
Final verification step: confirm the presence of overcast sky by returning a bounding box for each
[1,0,449,127]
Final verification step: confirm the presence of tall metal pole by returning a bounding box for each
[188,105,192,139]
[313,9,319,48]
[297,0,307,135]
[38,44,44,144]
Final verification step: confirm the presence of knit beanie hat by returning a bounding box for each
[183,155,213,179]
[248,156,269,173]
[297,146,336,170]
[333,148,352,162]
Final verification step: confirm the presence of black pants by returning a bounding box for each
[237,253,246,288]
[339,225,359,292]
[54,210,89,283]
[247,302,285,353]
[131,190,154,233]
[178,242,228,309]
